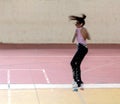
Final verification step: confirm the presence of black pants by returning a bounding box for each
[70,43,88,86]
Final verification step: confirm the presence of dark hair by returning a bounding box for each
[69,14,86,26]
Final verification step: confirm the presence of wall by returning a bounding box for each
[0,0,120,44]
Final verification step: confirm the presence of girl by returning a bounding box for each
[69,14,90,91]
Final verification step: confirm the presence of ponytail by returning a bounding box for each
[69,14,86,26]
[82,14,86,19]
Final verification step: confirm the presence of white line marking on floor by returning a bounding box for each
[77,92,87,104]
[7,70,10,88]
[7,70,11,104]
[0,84,120,89]
[42,69,50,84]
[0,84,8,89]
[29,69,41,104]
[83,62,120,73]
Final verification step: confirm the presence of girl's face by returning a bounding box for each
[75,21,83,28]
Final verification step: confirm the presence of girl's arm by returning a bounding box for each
[72,32,76,43]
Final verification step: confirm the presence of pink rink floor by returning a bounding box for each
[0,44,120,85]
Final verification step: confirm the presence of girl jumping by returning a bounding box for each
[69,14,91,91]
